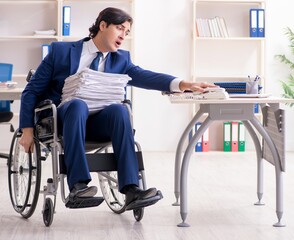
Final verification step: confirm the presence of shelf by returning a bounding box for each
[194,76,255,80]
[195,37,265,41]
[63,0,131,2]
[0,1,54,3]
[0,36,58,40]
[196,0,265,3]
[60,35,133,41]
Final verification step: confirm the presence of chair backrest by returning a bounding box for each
[0,63,13,112]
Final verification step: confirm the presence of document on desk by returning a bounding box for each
[167,88,229,102]
[229,93,271,98]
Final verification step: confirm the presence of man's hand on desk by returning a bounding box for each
[19,128,35,153]
[179,81,217,93]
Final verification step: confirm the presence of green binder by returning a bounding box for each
[223,122,231,151]
[238,121,245,151]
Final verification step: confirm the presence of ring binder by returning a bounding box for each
[63,6,71,36]
[250,9,258,37]
[257,9,265,37]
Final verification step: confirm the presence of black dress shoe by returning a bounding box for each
[69,183,97,199]
[124,185,157,207]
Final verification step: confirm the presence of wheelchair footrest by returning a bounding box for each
[65,196,104,209]
[125,190,163,211]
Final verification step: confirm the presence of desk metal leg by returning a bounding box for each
[243,121,264,206]
[178,117,213,227]
[249,117,285,227]
[173,110,204,206]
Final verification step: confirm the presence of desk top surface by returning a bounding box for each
[169,96,294,104]
[0,88,23,100]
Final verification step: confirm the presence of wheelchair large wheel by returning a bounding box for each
[8,130,42,219]
[98,171,126,214]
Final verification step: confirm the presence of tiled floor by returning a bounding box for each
[1,151,294,240]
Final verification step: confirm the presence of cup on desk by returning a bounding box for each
[246,81,259,94]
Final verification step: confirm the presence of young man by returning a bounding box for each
[19,7,215,209]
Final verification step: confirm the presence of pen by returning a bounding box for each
[254,75,260,82]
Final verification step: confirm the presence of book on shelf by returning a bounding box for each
[196,17,229,38]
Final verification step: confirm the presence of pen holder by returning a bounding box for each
[246,81,259,94]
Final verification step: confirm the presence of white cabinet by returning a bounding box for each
[0,0,134,87]
[192,0,266,150]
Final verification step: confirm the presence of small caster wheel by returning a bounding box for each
[43,198,54,227]
[133,208,144,222]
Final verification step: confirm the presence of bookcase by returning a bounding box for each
[192,0,266,150]
[0,0,135,88]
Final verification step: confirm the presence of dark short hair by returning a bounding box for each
[89,7,133,38]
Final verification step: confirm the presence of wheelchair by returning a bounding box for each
[7,70,162,227]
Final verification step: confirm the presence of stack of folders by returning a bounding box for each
[214,82,260,113]
[214,82,247,94]
[223,121,245,152]
[59,68,131,112]
[196,17,229,38]
[249,8,265,38]
[188,122,209,152]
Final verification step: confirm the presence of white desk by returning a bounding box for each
[0,88,23,100]
[0,88,23,159]
[169,96,294,227]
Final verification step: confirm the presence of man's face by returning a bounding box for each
[96,21,131,52]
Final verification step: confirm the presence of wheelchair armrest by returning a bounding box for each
[26,69,35,82]
[36,99,53,109]
[122,99,133,130]
[122,99,131,105]
[34,99,57,143]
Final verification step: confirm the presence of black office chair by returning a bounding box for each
[0,63,15,160]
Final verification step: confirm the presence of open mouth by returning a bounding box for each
[115,41,121,47]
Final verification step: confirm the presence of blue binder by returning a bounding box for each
[195,122,202,152]
[63,6,71,36]
[250,9,258,37]
[257,9,265,37]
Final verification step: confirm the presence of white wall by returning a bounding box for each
[132,0,294,152]
[265,0,294,151]
[132,0,192,151]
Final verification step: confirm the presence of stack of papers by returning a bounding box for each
[60,69,131,112]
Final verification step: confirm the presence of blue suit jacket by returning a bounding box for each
[20,38,175,128]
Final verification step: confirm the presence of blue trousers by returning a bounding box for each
[57,99,139,192]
